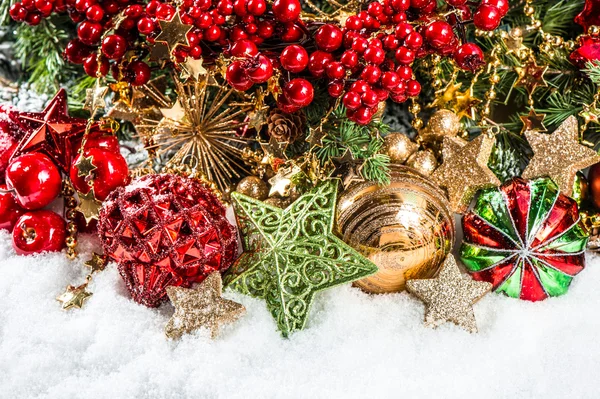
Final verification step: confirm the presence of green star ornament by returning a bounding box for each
[224,181,377,337]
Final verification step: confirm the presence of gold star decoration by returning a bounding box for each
[85,252,108,274]
[580,103,600,126]
[84,83,108,114]
[57,283,93,310]
[179,57,207,81]
[75,154,97,178]
[519,108,547,134]
[522,116,600,196]
[260,136,288,161]
[165,272,246,339]
[246,89,270,131]
[155,10,193,53]
[515,59,548,96]
[148,42,171,65]
[268,163,301,197]
[406,254,492,333]
[78,189,102,223]
[160,99,186,121]
[454,87,481,120]
[431,134,501,214]
[331,149,364,189]
[430,82,463,109]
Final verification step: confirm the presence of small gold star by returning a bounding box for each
[268,164,300,197]
[160,100,186,121]
[260,137,288,161]
[306,124,327,148]
[519,109,547,134]
[331,150,364,190]
[247,89,270,131]
[179,57,207,81]
[85,252,108,274]
[165,272,246,339]
[155,11,193,53]
[580,103,600,125]
[454,87,481,120]
[406,254,492,333]
[78,189,102,224]
[515,59,548,96]
[522,116,600,196]
[57,283,93,310]
[75,154,97,178]
[84,83,108,113]
[431,82,463,109]
[431,134,501,214]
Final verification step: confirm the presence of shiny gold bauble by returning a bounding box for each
[420,109,461,144]
[236,176,269,200]
[406,149,437,177]
[588,163,600,209]
[383,133,418,164]
[336,166,455,294]
[572,171,589,207]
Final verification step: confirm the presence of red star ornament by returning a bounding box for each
[10,89,87,171]
[575,0,600,32]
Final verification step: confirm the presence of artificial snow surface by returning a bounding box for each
[1,230,599,399]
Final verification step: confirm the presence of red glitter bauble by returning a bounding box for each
[97,174,238,307]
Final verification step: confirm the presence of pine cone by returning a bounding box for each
[267,110,305,143]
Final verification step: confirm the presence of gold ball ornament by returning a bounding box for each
[406,149,438,177]
[336,166,455,294]
[235,176,269,200]
[383,133,418,163]
[420,110,461,145]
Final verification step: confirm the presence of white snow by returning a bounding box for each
[1,228,599,399]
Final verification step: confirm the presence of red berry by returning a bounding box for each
[247,0,266,15]
[350,80,370,93]
[9,4,28,22]
[204,25,221,41]
[229,39,258,58]
[340,50,359,68]
[351,36,368,53]
[246,54,273,83]
[473,4,502,31]
[86,4,104,21]
[383,35,399,50]
[482,0,508,15]
[137,17,156,35]
[361,90,379,107]
[315,24,343,52]
[276,93,302,113]
[353,106,374,125]
[64,39,92,64]
[272,0,300,22]
[257,21,274,38]
[396,65,412,80]
[328,82,344,98]
[404,31,423,50]
[0,187,24,231]
[83,54,109,77]
[446,0,467,5]
[424,21,454,49]
[281,22,303,42]
[454,43,485,72]
[406,79,421,96]
[280,45,309,73]
[345,15,362,30]
[102,34,127,60]
[5,153,62,210]
[380,71,400,91]
[226,61,253,91]
[308,50,334,77]
[363,46,386,64]
[368,2,383,16]
[391,0,409,11]
[217,0,233,15]
[326,61,346,79]
[343,91,362,110]
[410,0,429,8]
[12,210,66,255]
[395,46,415,65]
[283,79,314,107]
[394,22,412,39]
[360,65,381,84]
[70,149,129,201]
[128,60,151,86]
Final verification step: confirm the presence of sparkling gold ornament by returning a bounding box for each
[85,253,108,274]
[422,109,461,141]
[382,133,418,163]
[336,166,455,294]
[522,116,600,196]
[165,272,246,339]
[406,149,438,177]
[235,176,269,200]
[519,108,547,134]
[56,283,92,310]
[514,59,548,96]
[454,87,481,120]
[155,10,193,53]
[406,254,492,333]
[431,134,500,214]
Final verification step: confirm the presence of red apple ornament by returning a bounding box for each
[12,210,66,255]
[0,186,24,231]
[5,153,62,210]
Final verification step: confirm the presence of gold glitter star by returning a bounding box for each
[519,109,547,134]
[165,272,245,339]
[406,254,492,333]
[431,134,501,214]
[57,283,93,310]
[78,189,102,223]
[85,252,108,274]
[155,10,193,53]
[522,116,600,196]
[84,83,108,113]
[75,154,97,178]
[179,57,207,81]
[268,164,300,197]
[515,59,548,96]
[247,89,270,131]
[453,87,481,120]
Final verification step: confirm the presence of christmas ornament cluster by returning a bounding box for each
[4,0,600,339]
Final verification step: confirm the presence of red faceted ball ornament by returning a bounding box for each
[97,174,238,307]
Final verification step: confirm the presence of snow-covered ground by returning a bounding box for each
[1,228,599,399]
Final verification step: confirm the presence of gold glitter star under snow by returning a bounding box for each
[57,283,92,310]
[165,272,245,339]
[431,134,501,214]
[155,10,193,53]
[406,255,492,333]
[522,116,600,196]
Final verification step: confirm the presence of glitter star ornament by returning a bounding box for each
[165,272,246,339]
[56,283,93,310]
[522,116,600,196]
[224,181,377,337]
[11,89,86,171]
[155,10,193,53]
[514,60,548,96]
[406,254,492,333]
[519,109,547,134]
[431,134,501,214]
